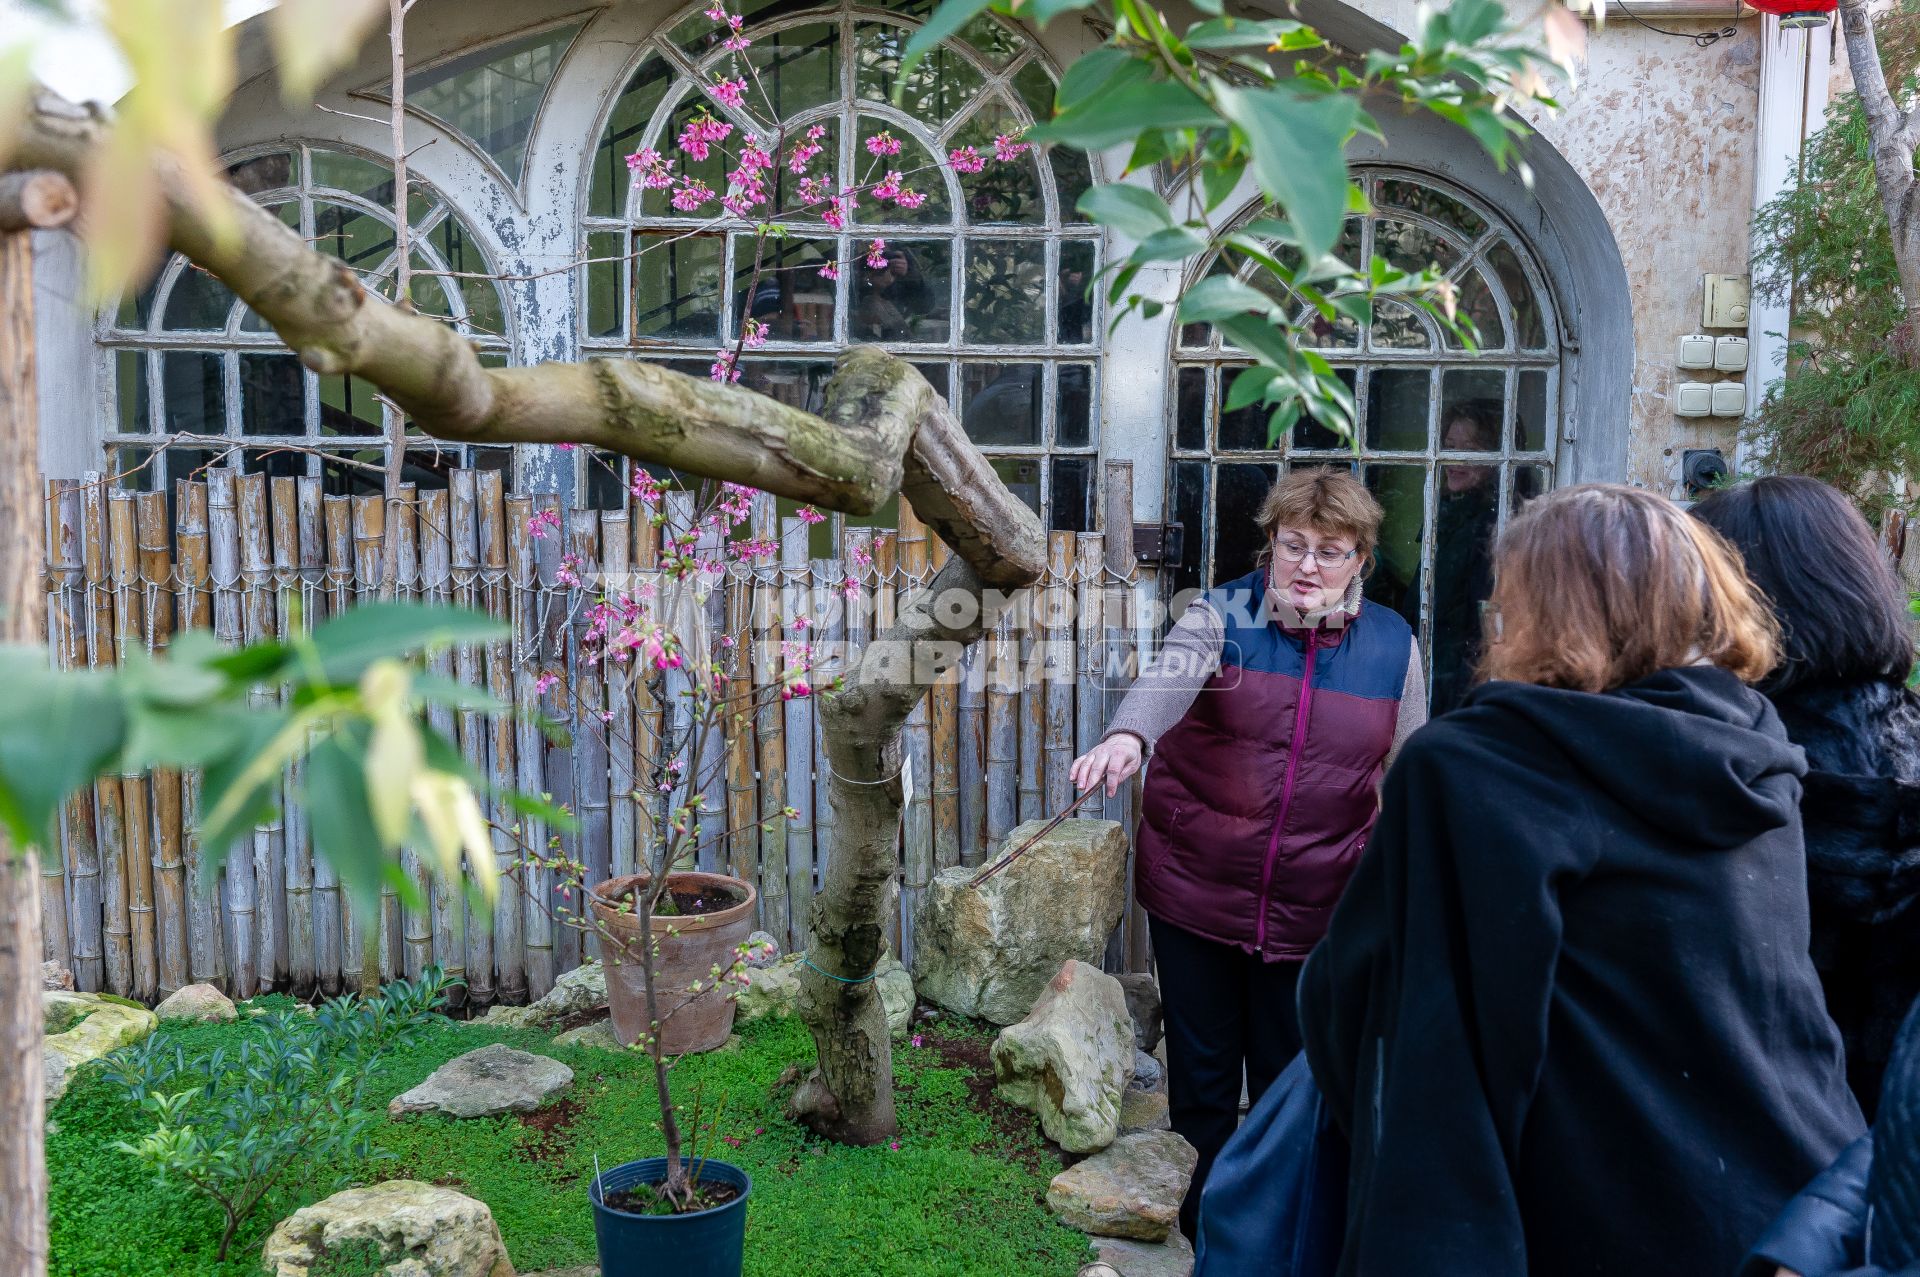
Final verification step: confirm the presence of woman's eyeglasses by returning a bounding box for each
[1274,540,1358,570]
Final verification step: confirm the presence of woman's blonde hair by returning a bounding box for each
[1480,483,1780,692]
[1254,466,1383,568]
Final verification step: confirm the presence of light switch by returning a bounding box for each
[1711,381,1747,417]
[1713,336,1749,372]
[1703,274,1751,329]
[1675,381,1714,418]
[1676,334,1716,369]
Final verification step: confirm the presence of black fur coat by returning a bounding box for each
[1771,677,1920,1119]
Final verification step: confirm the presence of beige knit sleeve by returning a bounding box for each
[1387,635,1428,768]
[1100,598,1226,756]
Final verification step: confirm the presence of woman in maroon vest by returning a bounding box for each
[1069,467,1426,1238]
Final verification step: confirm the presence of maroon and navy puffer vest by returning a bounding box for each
[1135,567,1412,961]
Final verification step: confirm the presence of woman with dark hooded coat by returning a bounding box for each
[1298,484,1864,1277]
[1693,475,1920,1119]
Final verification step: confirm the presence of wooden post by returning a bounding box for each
[600,507,633,889]
[480,472,523,1003]
[49,482,103,990]
[1043,531,1075,813]
[176,479,223,988]
[271,477,313,997]
[237,475,283,990]
[508,493,552,998]
[109,494,157,1002]
[811,555,842,885]
[750,495,789,947]
[1,165,76,1277]
[631,510,663,892]
[724,552,758,897]
[37,491,70,978]
[314,494,353,995]
[781,517,815,950]
[985,609,1019,863]
[350,494,391,987]
[1101,460,1149,974]
[82,480,130,996]
[137,491,188,998]
[448,470,492,1007]
[928,537,961,873]
[570,511,610,960]
[897,503,930,963]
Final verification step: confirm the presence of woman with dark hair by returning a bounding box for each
[1693,476,1920,1118]
[1300,484,1862,1277]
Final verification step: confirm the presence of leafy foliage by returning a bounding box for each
[97,970,450,1261]
[905,0,1562,445]
[0,604,546,912]
[52,1013,1079,1277]
[1748,1,1920,522]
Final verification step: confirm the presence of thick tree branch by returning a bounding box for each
[1839,0,1920,331]
[10,88,908,514]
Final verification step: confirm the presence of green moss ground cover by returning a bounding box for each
[49,1002,1085,1276]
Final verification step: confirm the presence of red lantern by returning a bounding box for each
[1744,0,1838,29]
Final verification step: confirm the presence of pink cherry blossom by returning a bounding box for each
[948,145,985,174]
[671,179,715,212]
[711,350,741,382]
[797,505,825,524]
[864,131,902,158]
[865,239,888,270]
[741,317,768,349]
[895,189,926,210]
[994,133,1031,162]
[534,672,560,695]
[722,31,751,52]
[527,508,562,539]
[871,170,903,203]
[711,75,748,109]
[821,197,846,230]
[626,147,673,190]
[788,139,824,174]
[818,261,840,280]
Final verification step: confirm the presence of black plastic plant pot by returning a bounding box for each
[589,1157,752,1277]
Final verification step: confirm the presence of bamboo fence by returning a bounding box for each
[35,463,1155,1006]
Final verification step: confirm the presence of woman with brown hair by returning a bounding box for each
[1299,484,1863,1277]
[1070,466,1425,1240]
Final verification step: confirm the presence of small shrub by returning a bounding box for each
[99,968,451,1260]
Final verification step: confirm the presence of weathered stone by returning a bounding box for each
[44,991,156,1103]
[388,1045,573,1119]
[992,960,1135,1153]
[1048,1130,1198,1241]
[261,1180,514,1277]
[478,961,606,1030]
[1118,1088,1170,1133]
[1130,1049,1164,1094]
[551,1019,623,1051]
[155,982,238,1023]
[1087,1229,1195,1277]
[876,954,915,1039]
[913,818,1128,1025]
[744,930,782,969]
[735,954,803,1023]
[1116,974,1163,1054]
[41,961,73,992]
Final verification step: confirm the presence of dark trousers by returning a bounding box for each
[1149,913,1304,1241]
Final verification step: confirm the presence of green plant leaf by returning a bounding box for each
[1128,224,1211,264]
[306,604,505,684]
[268,0,385,104]
[304,730,386,914]
[0,649,127,851]
[1074,184,1176,240]
[899,0,995,85]
[195,708,303,866]
[1034,79,1216,150]
[1179,274,1283,323]
[1224,365,1282,412]
[1214,85,1358,261]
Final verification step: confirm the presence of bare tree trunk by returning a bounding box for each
[1840,0,1920,331]
[0,170,76,1277]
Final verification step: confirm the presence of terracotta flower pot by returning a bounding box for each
[590,871,758,1055]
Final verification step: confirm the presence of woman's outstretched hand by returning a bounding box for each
[1071,734,1144,798]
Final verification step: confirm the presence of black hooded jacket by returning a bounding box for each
[1299,666,1865,1277]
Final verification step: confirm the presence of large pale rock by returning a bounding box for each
[42,961,73,991]
[1048,1130,1199,1241]
[1116,974,1163,1053]
[388,1045,573,1119]
[43,991,156,1103]
[735,954,803,1023]
[1118,1088,1170,1133]
[477,961,606,1029]
[1087,1229,1195,1277]
[913,818,1127,1025]
[155,982,238,1023]
[261,1180,514,1277]
[551,1019,623,1051]
[876,954,915,1039]
[1130,1049,1164,1094]
[992,960,1135,1153]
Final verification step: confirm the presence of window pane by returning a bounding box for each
[310,151,395,206]
[960,362,1041,446]
[1058,241,1095,344]
[1299,302,1359,350]
[586,450,629,510]
[1376,178,1486,240]
[313,199,396,275]
[737,359,834,413]
[1175,366,1208,452]
[427,215,505,338]
[162,352,225,435]
[853,117,951,225]
[590,56,674,218]
[642,95,730,218]
[960,12,1023,63]
[110,446,156,491]
[1370,301,1430,350]
[1440,370,1504,452]
[407,251,454,318]
[964,240,1045,344]
[854,20,984,116]
[1376,217,1460,276]
[322,450,385,497]
[226,151,293,195]
[1219,367,1275,452]
[1051,143,1094,225]
[1362,463,1425,624]
[1516,369,1550,452]
[1057,364,1093,447]
[1431,464,1500,714]
[851,239,951,343]
[586,229,625,339]
[406,23,580,181]
[317,372,384,438]
[1486,240,1546,349]
[161,266,237,332]
[1168,460,1208,598]
[1446,267,1505,350]
[951,95,1044,224]
[241,447,309,479]
[1511,463,1551,513]
[1364,368,1430,451]
[1012,60,1054,125]
[912,361,950,401]
[635,231,724,343]
[668,0,813,53]
[1051,456,1094,532]
[1292,368,1358,451]
[163,449,223,489]
[736,235,835,343]
[240,353,304,437]
[990,455,1042,517]
[1213,463,1276,587]
[115,351,149,434]
[117,274,159,330]
[739,22,840,117]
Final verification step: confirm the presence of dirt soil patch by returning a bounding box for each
[918,1021,1067,1177]
[517,1096,585,1165]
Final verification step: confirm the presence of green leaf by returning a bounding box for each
[1128,224,1211,264]
[1214,85,1358,261]
[1075,184,1177,240]
[305,604,505,684]
[1224,365,1282,412]
[121,702,257,772]
[1056,47,1140,115]
[899,0,995,85]
[304,731,386,915]
[1179,274,1284,323]
[1199,152,1249,214]
[1035,79,1217,150]
[408,674,505,714]
[0,649,127,851]
[1185,18,1304,50]
[1015,0,1101,26]
[268,0,385,104]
